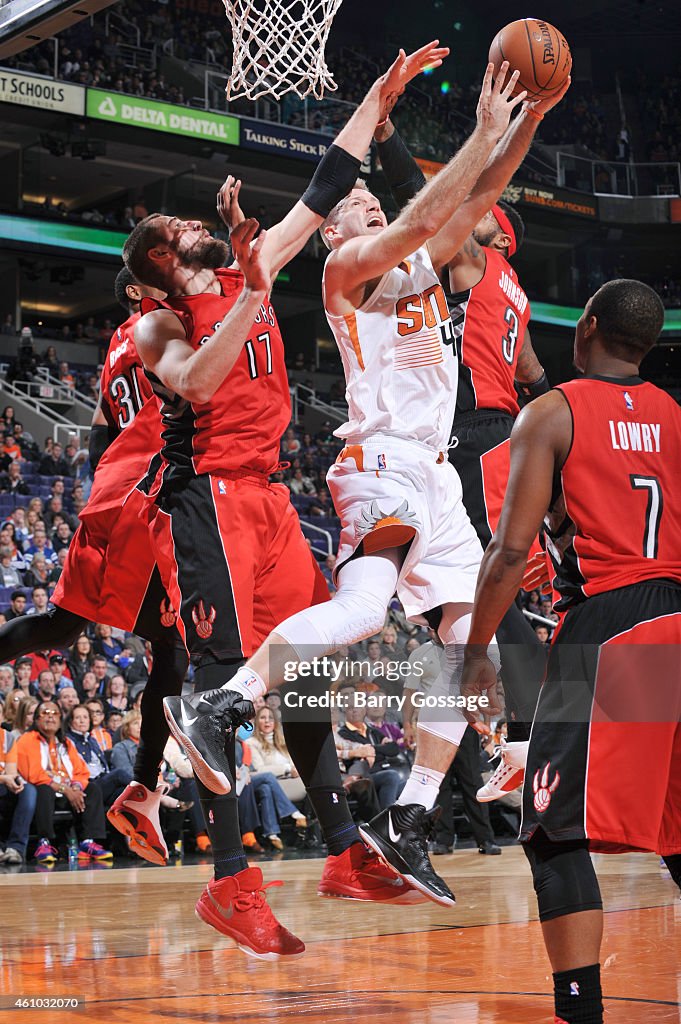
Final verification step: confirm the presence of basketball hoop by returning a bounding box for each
[222,0,344,101]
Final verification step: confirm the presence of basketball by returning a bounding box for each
[489,18,572,99]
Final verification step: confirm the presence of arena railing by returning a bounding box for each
[556,152,681,198]
[291,383,346,426]
[299,519,333,558]
[0,377,90,446]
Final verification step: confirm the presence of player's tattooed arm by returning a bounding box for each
[515,327,544,382]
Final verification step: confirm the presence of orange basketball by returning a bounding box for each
[489,18,571,100]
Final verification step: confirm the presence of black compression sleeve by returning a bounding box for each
[515,371,550,407]
[89,424,114,472]
[301,144,362,218]
[376,126,426,210]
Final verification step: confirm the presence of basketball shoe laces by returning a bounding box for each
[223,878,283,915]
[487,745,523,786]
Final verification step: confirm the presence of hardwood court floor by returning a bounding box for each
[1,847,679,1024]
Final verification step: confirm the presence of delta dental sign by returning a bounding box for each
[86,89,240,146]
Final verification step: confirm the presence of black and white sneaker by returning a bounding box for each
[190,685,255,727]
[163,696,238,795]
[359,803,456,907]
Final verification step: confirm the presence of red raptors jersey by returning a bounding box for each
[140,267,290,481]
[83,318,162,518]
[450,248,531,418]
[546,376,681,607]
[100,314,155,430]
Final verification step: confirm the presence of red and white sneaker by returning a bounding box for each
[476,740,528,803]
[107,782,168,866]
[318,842,427,904]
[195,867,305,960]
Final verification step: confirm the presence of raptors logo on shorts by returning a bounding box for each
[192,600,217,640]
[532,763,560,813]
[159,597,177,628]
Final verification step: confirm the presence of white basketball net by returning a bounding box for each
[223,0,344,101]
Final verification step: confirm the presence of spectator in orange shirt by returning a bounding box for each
[8,701,111,864]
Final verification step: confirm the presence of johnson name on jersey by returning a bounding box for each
[449,248,532,419]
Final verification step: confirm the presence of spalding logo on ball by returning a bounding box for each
[489,18,572,99]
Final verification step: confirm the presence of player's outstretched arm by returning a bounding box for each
[429,76,571,272]
[324,63,524,303]
[134,220,268,404]
[254,42,448,278]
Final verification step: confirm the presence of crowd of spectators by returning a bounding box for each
[3,0,618,187]
[0,396,548,867]
[637,67,681,166]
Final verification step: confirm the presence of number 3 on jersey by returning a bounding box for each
[501,306,519,365]
[110,367,145,428]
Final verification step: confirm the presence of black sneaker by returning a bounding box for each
[190,685,255,728]
[359,804,456,907]
[163,696,237,795]
[478,840,502,855]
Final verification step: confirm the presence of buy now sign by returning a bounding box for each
[86,89,240,146]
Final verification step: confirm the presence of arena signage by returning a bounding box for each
[0,69,85,115]
[86,89,240,147]
[502,182,597,219]
[240,119,332,162]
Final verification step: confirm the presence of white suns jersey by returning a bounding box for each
[324,245,458,449]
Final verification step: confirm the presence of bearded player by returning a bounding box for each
[461,280,681,1024]
[125,46,449,960]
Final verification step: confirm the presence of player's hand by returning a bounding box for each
[402,721,416,748]
[522,549,552,595]
[231,218,271,294]
[460,647,503,724]
[525,74,571,117]
[217,176,246,234]
[377,41,450,123]
[476,61,527,139]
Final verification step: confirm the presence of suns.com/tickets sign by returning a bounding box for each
[86,89,240,147]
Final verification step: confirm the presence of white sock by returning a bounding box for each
[397,764,446,811]
[222,666,268,700]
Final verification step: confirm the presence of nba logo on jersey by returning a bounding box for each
[218,479,227,495]
[570,982,580,997]
[624,391,634,411]
[377,453,387,471]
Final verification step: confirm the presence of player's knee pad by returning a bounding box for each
[276,591,387,657]
[416,716,467,746]
[415,670,468,745]
[523,831,603,922]
[276,551,400,657]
